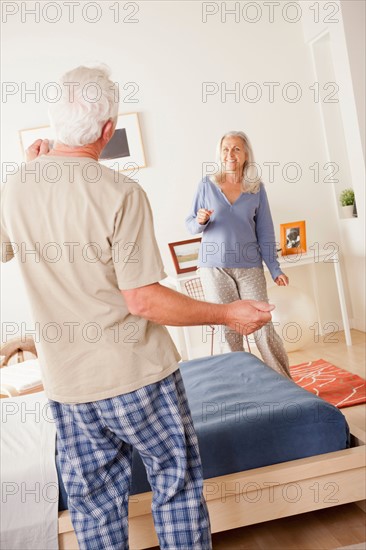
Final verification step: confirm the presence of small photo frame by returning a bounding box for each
[280,220,307,255]
[19,112,146,172]
[168,238,201,274]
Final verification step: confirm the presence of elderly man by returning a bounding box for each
[1,65,274,550]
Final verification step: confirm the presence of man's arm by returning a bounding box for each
[121,283,274,336]
[1,187,15,263]
[1,139,51,263]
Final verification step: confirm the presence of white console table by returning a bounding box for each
[164,247,352,360]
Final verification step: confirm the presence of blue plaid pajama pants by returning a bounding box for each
[49,370,212,550]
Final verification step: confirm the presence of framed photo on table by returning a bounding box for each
[168,238,201,274]
[280,220,307,255]
[19,113,146,172]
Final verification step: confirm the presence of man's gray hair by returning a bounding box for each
[48,64,119,147]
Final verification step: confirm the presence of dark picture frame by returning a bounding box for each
[168,238,201,274]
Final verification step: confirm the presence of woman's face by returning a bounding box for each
[220,136,247,174]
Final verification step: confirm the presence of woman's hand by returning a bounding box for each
[25,139,51,162]
[275,274,289,286]
[197,208,214,225]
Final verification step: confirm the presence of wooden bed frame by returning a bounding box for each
[1,338,365,550]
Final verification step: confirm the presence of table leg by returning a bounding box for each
[310,263,323,337]
[333,253,352,346]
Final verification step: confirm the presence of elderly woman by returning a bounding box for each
[186,131,291,379]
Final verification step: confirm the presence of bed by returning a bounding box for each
[1,339,365,550]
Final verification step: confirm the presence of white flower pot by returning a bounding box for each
[341,205,354,218]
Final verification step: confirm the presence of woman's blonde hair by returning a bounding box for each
[210,131,261,193]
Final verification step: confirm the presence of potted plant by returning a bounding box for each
[339,188,355,218]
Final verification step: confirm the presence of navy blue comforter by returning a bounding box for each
[58,352,349,509]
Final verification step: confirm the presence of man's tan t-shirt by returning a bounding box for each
[1,156,180,403]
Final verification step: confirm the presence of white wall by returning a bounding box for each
[301,0,365,332]
[341,0,365,159]
[1,1,363,350]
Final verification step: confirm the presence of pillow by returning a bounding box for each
[0,359,42,393]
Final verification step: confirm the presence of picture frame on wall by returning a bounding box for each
[99,113,146,171]
[280,220,307,255]
[19,112,146,172]
[168,238,201,274]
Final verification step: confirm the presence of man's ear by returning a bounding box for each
[101,119,115,144]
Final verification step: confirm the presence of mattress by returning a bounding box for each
[58,352,350,510]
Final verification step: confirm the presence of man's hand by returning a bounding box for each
[223,300,274,336]
[25,139,51,162]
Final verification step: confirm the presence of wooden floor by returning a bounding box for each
[211,502,366,549]
[155,330,366,550]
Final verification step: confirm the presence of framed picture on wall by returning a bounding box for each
[19,112,146,172]
[99,112,146,171]
[280,220,307,255]
[168,238,201,274]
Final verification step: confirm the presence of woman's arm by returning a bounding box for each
[185,179,211,234]
[255,184,285,281]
